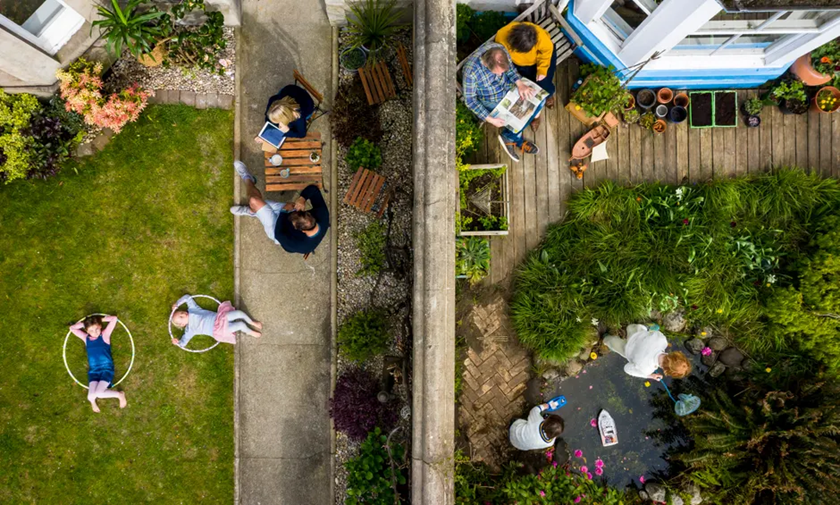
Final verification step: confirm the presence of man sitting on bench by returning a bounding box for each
[462,41,540,163]
[230,161,329,256]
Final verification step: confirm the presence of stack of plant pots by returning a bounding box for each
[630,88,689,134]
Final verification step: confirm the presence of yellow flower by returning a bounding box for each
[701,331,707,336]
[716,308,724,314]
[766,283,771,287]
[765,367,772,373]
[644,381,651,387]
[590,352,598,360]
[575,105,581,110]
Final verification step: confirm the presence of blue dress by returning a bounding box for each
[86,335,115,385]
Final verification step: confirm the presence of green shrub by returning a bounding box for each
[338,309,390,362]
[345,427,406,505]
[571,64,624,118]
[456,100,483,164]
[355,220,387,276]
[456,237,490,285]
[744,97,764,116]
[346,0,405,63]
[0,90,40,182]
[92,0,166,59]
[670,368,840,505]
[345,137,382,171]
[510,171,840,362]
[456,4,475,45]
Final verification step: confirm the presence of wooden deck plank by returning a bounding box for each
[795,106,809,170]
[711,126,724,179]
[642,128,655,183]
[567,59,585,193]
[545,94,562,226]
[535,109,550,238]
[653,125,665,183]
[747,91,761,173]
[523,131,539,251]
[759,103,774,172]
[629,123,642,184]
[557,61,572,218]
[675,119,689,184]
[808,109,820,173]
[783,111,796,168]
[618,123,631,185]
[820,111,832,177]
[699,127,713,182]
[771,106,784,170]
[723,122,737,178]
[735,90,748,177]
[665,118,678,185]
[688,122,700,183]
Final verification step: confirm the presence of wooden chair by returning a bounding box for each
[294,69,329,126]
[455,0,582,96]
[358,62,397,105]
[343,168,391,217]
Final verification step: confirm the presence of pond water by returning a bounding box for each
[543,347,705,490]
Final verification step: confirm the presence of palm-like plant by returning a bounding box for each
[673,373,840,505]
[457,237,490,285]
[346,0,404,62]
[92,0,167,59]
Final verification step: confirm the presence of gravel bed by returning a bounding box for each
[334,27,414,505]
[107,27,235,95]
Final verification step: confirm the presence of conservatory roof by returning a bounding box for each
[718,0,840,11]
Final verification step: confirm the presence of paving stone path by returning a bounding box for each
[458,293,532,469]
[147,89,234,109]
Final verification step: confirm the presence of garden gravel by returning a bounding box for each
[334,27,414,505]
[107,27,235,95]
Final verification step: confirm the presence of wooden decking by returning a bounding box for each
[479,59,840,285]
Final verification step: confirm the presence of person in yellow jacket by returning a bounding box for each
[496,22,557,132]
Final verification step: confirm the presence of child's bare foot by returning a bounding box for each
[90,401,100,413]
[252,331,262,338]
[253,321,263,330]
[254,136,262,143]
[119,392,127,409]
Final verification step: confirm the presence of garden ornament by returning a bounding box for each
[545,395,567,412]
[659,379,701,417]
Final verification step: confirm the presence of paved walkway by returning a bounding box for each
[235,2,333,504]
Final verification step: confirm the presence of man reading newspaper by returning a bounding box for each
[463,41,546,163]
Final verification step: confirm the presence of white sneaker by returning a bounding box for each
[233,160,256,183]
[229,205,255,216]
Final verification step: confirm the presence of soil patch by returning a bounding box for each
[690,93,712,127]
[714,92,737,126]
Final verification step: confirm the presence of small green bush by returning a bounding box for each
[456,237,490,285]
[456,100,483,164]
[0,90,40,182]
[355,220,387,276]
[345,137,382,171]
[744,97,764,115]
[571,64,623,118]
[345,427,406,505]
[338,309,390,362]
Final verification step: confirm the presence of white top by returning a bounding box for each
[623,323,668,378]
[176,294,216,347]
[509,406,554,451]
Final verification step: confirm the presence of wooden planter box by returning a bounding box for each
[458,163,510,237]
[689,90,738,128]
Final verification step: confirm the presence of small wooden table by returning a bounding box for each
[262,132,323,192]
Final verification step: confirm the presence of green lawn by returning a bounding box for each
[0,105,235,504]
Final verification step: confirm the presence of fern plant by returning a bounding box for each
[92,0,166,59]
[347,0,405,62]
[456,237,490,285]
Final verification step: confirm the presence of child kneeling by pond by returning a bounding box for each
[171,294,262,348]
[509,401,565,451]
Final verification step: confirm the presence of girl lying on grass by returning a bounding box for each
[69,315,127,413]
[170,294,262,348]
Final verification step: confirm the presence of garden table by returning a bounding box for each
[261,131,324,192]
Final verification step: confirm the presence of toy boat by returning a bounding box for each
[572,125,610,159]
[598,409,618,447]
[546,395,567,412]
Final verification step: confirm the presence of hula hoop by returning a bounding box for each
[63,314,135,389]
[169,294,222,353]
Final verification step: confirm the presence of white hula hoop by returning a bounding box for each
[63,314,135,389]
[169,295,223,353]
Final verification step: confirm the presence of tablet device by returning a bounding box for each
[258,122,286,149]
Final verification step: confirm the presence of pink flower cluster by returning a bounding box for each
[56,59,152,133]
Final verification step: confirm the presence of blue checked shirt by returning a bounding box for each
[462,41,522,122]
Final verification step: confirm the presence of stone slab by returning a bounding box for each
[219,94,234,110]
[196,93,209,109]
[180,90,196,106]
[239,456,331,505]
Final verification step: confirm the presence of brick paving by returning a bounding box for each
[458,293,532,469]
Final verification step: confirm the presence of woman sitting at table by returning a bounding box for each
[255,84,314,141]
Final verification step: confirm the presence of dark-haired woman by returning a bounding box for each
[496,21,557,119]
[69,314,127,413]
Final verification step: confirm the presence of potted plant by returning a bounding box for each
[674,92,690,108]
[92,0,167,64]
[640,111,655,131]
[743,97,763,127]
[346,0,405,63]
[637,89,656,110]
[568,64,624,124]
[773,80,809,115]
[623,108,640,125]
[653,119,666,134]
[657,87,673,104]
[624,93,635,111]
[669,105,687,124]
[813,86,840,114]
[340,47,368,73]
[456,237,490,285]
[792,40,840,86]
[655,104,668,118]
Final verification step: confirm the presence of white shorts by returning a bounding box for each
[254,201,286,244]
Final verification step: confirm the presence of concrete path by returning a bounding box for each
[234,2,333,504]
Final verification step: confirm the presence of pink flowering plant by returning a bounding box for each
[56,58,151,133]
[497,463,627,505]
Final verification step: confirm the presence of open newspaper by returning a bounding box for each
[488,78,549,134]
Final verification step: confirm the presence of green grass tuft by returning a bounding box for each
[0,105,234,503]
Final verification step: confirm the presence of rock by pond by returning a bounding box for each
[663,311,687,333]
[645,482,666,502]
[708,337,728,351]
[701,351,717,367]
[708,362,726,378]
[719,347,744,367]
[685,338,705,354]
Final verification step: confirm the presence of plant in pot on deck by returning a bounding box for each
[92,0,167,64]
[814,86,840,114]
[773,80,809,115]
[570,64,624,120]
[743,97,763,127]
[346,0,405,64]
[792,39,840,86]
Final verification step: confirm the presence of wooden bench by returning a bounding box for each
[293,69,328,126]
[343,168,390,217]
[397,44,412,88]
[455,0,582,96]
[358,62,397,105]
[262,131,324,192]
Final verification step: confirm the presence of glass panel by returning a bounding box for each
[0,0,49,26]
[673,33,785,53]
[609,0,649,30]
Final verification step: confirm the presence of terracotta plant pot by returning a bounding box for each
[637,89,656,110]
[812,85,840,114]
[137,44,166,67]
[673,92,690,108]
[653,119,666,134]
[624,93,635,111]
[791,54,831,86]
[657,87,673,104]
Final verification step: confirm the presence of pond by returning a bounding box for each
[544,347,705,490]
